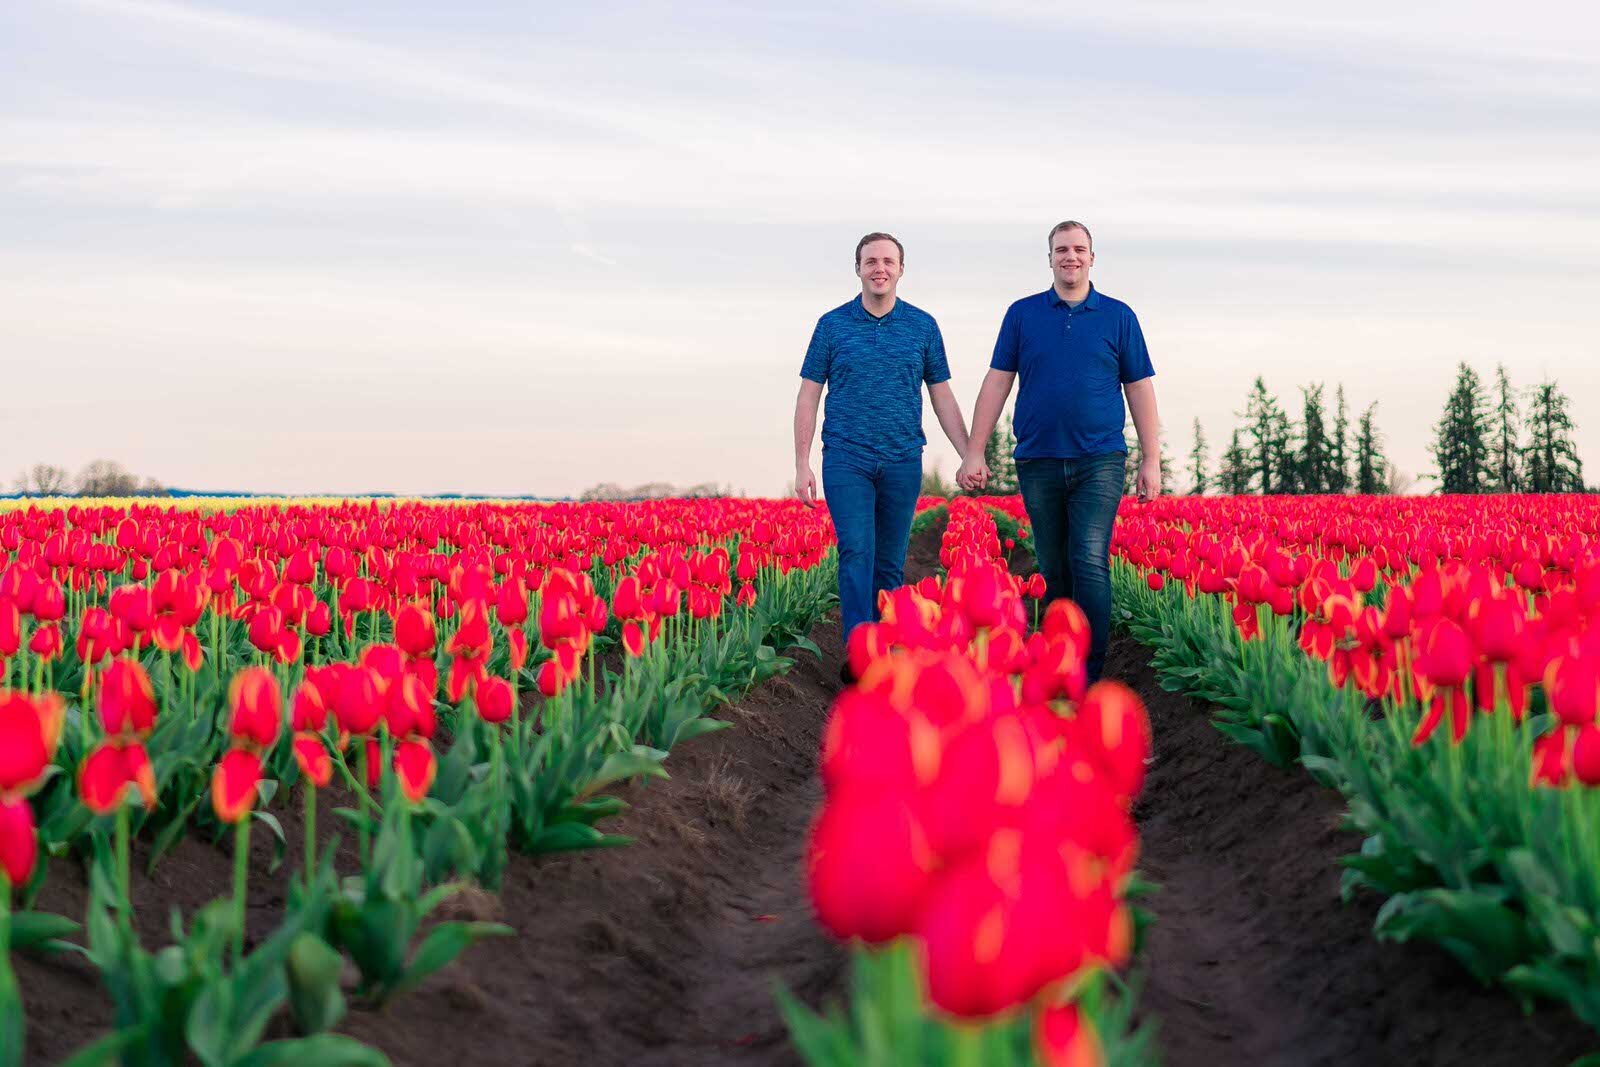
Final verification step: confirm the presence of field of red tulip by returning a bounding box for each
[4,491,1600,1066]
[0,498,841,1066]
[1109,494,1600,1040]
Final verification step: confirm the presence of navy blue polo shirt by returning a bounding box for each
[990,285,1154,460]
[800,296,950,462]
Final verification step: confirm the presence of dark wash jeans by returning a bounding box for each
[1014,452,1127,684]
[822,449,923,644]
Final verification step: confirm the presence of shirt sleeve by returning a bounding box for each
[989,304,1021,372]
[1118,309,1155,383]
[923,318,952,385]
[799,317,831,383]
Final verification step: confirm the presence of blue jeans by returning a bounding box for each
[1015,452,1126,684]
[823,449,923,644]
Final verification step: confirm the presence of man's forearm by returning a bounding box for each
[1126,379,1160,457]
[794,394,819,467]
[930,389,971,456]
[967,373,1012,457]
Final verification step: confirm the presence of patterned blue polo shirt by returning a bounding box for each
[800,295,951,462]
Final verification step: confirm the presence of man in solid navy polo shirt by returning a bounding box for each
[959,220,1161,683]
[794,232,973,683]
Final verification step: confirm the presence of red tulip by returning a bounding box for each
[98,659,158,739]
[395,603,437,659]
[622,620,647,658]
[476,676,513,725]
[508,627,530,671]
[807,785,935,945]
[496,578,529,627]
[292,733,333,788]
[1415,618,1473,689]
[78,741,157,814]
[211,747,264,823]
[0,691,65,798]
[227,667,283,749]
[819,690,941,796]
[393,739,436,803]
[1035,1002,1104,1067]
[1073,680,1151,801]
[1041,599,1092,663]
[1544,655,1598,728]
[0,799,39,887]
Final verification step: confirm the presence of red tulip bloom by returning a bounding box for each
[1544,655,1598,728]
[1571,724,1600,787]
[292,733,333,788]
[334,667,384,737]
[806,785,935,945]
[1040,600,1092,663]
[496,578,529,627]
[1035,1002,1104,1067]
[98,659,158,739]
[211,747,264,823]
[227,667,283,750]
[395,603,437,660]
[0,798,39,887]
[78,741,157,814]
[1412,618,1477,746]
[622,620,647,657]
[0,690,63,797]
[1074,680,1151,802]
[476,675,513,724]
[1531,727,1572,788]
[393,738,436,803]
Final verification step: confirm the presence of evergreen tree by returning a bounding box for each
[1355,402,1389,495]
[1523,380,1586,492]
[1270,408,1299,495]
[1158,428,1174,494]
[1296,383,1334,493]
[1430,362,1492,493]
[981,412,1019,494]
[1123,427,1139,495]
[1242,377,1286,494]
[1218,428,1252,495]
[1330,384,1351,494]
[1187,418,1209,495]
[1488,364,1522,493]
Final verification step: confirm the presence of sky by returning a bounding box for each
[3,0,1598,498]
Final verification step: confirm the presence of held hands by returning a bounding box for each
[795,465,819,507]
[1136,455,1162,503]
[957,454,989,492]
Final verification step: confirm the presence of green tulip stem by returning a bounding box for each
[304,783,317,896]
[232,815,250,965]
[114,803,132,935]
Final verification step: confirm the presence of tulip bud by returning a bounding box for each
[476,676,514,725]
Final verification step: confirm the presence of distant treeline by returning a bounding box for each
[966,362,1588,497]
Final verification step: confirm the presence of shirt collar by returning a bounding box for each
[854,294,901,322]
[1046,284,1100,310]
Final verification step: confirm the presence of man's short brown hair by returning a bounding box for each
[1047,220,1093,253]
[855,232,905,268]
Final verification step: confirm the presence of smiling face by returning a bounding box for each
[856,239,904,300]
[1049,225,1094,291]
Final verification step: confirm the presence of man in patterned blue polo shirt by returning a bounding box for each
[794,232,973,683]
[960,220,1162,684]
